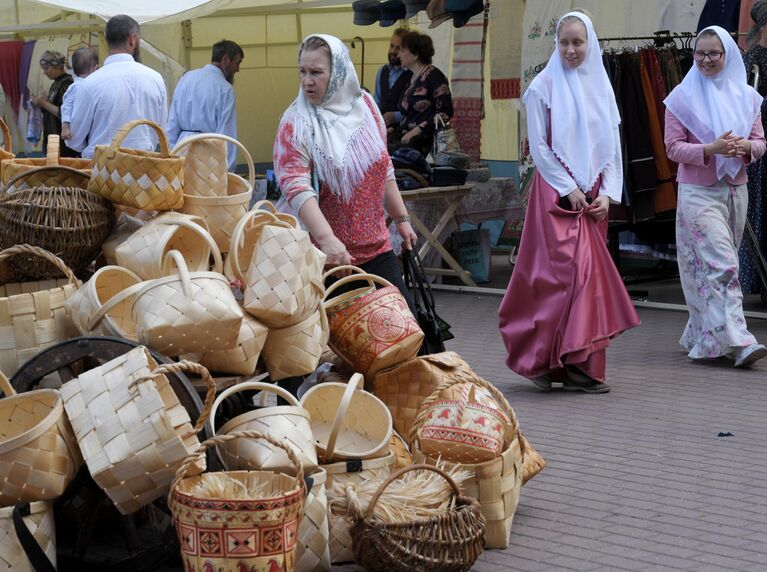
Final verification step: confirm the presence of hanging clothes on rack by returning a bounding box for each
[0,41,24,117]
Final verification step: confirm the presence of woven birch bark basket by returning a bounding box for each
[0,501,57,572]
[1,134,91,191]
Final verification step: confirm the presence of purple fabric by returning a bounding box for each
[19,41,36,105]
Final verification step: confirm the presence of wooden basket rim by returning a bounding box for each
[0,389,63,455]
[0,499,52,518]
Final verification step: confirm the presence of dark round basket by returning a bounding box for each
[0,168,114,279]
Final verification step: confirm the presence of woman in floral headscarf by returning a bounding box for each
[274,34,416,298]
[30,50,77,157]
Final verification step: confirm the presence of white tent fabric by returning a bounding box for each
[34,0,233,24]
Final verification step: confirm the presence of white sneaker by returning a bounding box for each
[734,344,767,368]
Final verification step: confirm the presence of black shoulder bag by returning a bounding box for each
[402,249,454,355]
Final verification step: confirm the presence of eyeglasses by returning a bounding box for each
[693,50,724,62]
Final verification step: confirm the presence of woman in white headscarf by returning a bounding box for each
[664,26,767,367]
[274,34,417,294]
[498,12,640,394]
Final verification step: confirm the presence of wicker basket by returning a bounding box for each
[322,265,376,322]
[297,467,331,572]
[169,430,306,572]
[0,501,56,572]
[1,134,92,191]
[325,272,424,379]
[171,134,228,197]
[300,373,392,463]
[390,431,412,470]
[194,312,268,376]
[224,200,301,282]
[0,118,14,163]
[0,370,82,506]
[262,304,329,381]
[115,212,221,280]
[211,380,318,474]
[101,212,145,265]
[67,265,142,340]
[519,433,547,485]
[0,166,114,279]
[88,119,184,210]
[0,245,80,377]
[373,352,478,444]
[349,464,485,572]
[60,352,216,515]
[324,452,395,564]
[91,250,243,356]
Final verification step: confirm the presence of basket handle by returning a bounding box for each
[158,218,224,274]
[171,133,255,188]
[109,120,171,157]
[364,463,461,520]
[86,280,146,332]
[324,271,393,301]
[324,372,364,462]
[168,429,305,514]
[3,165,90,193]
[129,360,216,435]
[0,118,13,154]
[321,265,367,282]
[210,378,300,436]
[0,244,81,287]
[45,134,60,166]
[250,200,299,228]
[0,370,16,397]
[163,250,194,297]
[227,209,295,282]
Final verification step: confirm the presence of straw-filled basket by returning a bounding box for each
[1,134,91,191]
[0,166,114,279]
[300,373,392,463]
[66,265,142,340]
[174,133,255,253]
[325,272,424,379]
[115,212,220,280]
[262,304,329,381]
[0,245,80,377]
[410,374,527,549]
[90,250,242,356]
[0,501,57,572]
[211,380,318,474]
[297,467,331,572]
[88,119,184,210]
[324,453,394,564]
[194,312,268,376]
[0,118,14,163]
[345,464,485,572]
[60,351,216,514]
[0,370,82,507]
[373,351,478,444]
[169,430,306,572]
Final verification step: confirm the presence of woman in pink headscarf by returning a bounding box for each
[498,12,640,394]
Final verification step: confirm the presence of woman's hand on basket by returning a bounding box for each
[587,195,610,222]
[318,235,354,275]
[397,220,417,250]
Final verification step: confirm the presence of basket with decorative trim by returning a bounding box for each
[88,119,184,210]
[60,351,216,515]
[0,245,80,377]
[0,501,57,572]
[322,265,376,322]
[211,380,318,474]
[0,370,82,506]
[169,430,306,572]
[262,304,329,381]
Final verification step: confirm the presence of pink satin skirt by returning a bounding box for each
[498,171,640,381]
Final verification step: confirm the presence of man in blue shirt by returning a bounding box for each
[373,28,412,144]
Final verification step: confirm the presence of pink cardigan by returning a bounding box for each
[664,108,766,186]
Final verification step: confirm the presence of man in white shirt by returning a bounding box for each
[66,15,167,158]
[166,40,243,171]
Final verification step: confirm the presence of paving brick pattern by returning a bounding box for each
[336,292,767,571]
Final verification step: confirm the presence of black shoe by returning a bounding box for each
[530,375,552,392]
[564,365,610,393]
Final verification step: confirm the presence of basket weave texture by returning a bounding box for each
[211,380,318,474]
[0,371,82,506]
[296,467,331,572]
[1,134,91,191]
[60,350,215,515]
[88,120,184,210]
[0,118,13,163]
[0,245,80,377]
[0,166,114,279]
[349,464,486,572]
[169,430,306,572]
[195,312,268,376]
[0,501,56,572]
[262,305,329,381]
[172,135,228,197]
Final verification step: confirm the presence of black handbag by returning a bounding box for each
[402,250,454,355]
[12,503,56,572]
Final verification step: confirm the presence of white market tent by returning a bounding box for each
[1,0,706,165]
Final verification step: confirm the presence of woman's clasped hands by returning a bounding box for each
[566,188,610,221]
[706,130,752,158]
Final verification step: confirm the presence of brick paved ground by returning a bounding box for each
[337,291,767,572]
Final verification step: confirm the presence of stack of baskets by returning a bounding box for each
[0,134,91,192]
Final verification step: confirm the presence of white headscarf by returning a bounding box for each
[664,26,762,180]
[523,11,621,192]
[290,34,386,202]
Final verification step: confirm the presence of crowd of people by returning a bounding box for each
[21,8,767,398]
